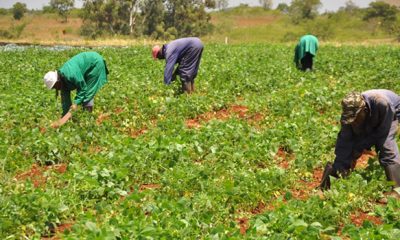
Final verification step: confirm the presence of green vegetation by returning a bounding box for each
[1,44,400,238]
[208,5,398,43]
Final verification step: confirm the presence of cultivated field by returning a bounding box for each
[1,44,400,239]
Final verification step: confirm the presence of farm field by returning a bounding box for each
[1,44,400,239]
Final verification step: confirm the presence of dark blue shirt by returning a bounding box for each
[334,89,400,169]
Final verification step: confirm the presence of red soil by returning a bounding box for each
[350,211,383,227]
[291,168,323,200]
[15,163,68,188]
[42,222,74,240]
[275,147,295,169]
[130,127,148,138]
[96,112,111,125]
[237,217,249,235]
[250,201,267,215]
[352,150,376,170]
[185,105,263,128]
[139,184,161,192]
[40,127,47,134]
[114,107,124,114]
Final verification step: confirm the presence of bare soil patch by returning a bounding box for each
[350,211,383,227]
[185,105,263,128]
[15,163,68,187]
[352,150,376,170]
[275,146,295,169]
[291,168,323,200]
[42,222,74,240]
[237,217,249,235]
[139,183,161,192]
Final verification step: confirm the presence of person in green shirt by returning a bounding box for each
[294,34,319,71]
[43,51,109,128]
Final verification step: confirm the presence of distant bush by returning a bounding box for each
[0,8,9,15]
[12,2,27,20]
[0,23,27,39]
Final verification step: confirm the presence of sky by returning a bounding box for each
[0,0,376,12]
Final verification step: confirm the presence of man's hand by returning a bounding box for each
[51,121,61,129]
[51,112,73,129]
[70,104,78,112]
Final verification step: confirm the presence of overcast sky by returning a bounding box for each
[0,0,375,12]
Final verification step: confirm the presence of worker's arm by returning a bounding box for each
[52,104,77,128]
[333,124,355,171]
[164,52,179,85]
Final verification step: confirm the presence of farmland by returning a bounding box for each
[1,44,400,239]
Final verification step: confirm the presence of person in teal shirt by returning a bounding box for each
[43,52,109,128]
[294,34,319,71]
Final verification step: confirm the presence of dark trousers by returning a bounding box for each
[300,53,313,71]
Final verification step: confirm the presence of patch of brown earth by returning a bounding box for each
[114,107,124,114]
[42,222,74,240]
[231,105,249,118]
[237,217,249,235]
[350,211,383,227]
[186,119,202,129]
[352,150,376,170]
[130,127,148,138]
[96,112,111,125]
[275,146,295,169]
[291,168,323,200]
[15,163,68,188]
[250,201,267,215]
[40,127,47,134]
[139,184,161,192]
[185,105,263,128]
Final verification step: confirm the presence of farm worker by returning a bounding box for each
[319,90,400,199]
[152,37,204,94]
[43,51,109,128]
[294,34,318,71]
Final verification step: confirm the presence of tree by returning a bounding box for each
[80,0,136,37]
[216,0,228,10]
[341,0,359,13]
[50,0,75,22]
[164,0,212,38]
[289,0,321,23]
[80,0,212,39]
[259,0,273,10]
[363,1,398,33]
[276,3,289,13]
[12,2,27,20]
[141,0,165,37]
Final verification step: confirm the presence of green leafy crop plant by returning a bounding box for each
[1,44,400,238]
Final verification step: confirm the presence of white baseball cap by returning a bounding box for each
[43,71,58,89]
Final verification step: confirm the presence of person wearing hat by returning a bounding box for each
[152,37,204,94]
[43,51,109,128]
[294,34,318,71]
[319,90,400,198]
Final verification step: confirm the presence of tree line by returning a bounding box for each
[1,0,399,40]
